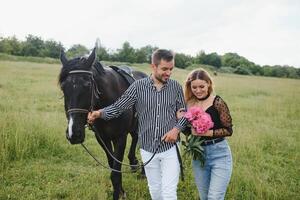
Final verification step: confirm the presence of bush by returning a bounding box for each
[234,66,252,75]
[218,66,235,74]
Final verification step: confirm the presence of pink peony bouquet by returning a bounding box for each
[182,106,214,164]
[184,106,214,134]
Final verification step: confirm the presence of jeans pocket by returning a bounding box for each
[214,140,228,151]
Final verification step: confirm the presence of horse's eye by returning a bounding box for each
[61,82,66,89]
[83,82,91,87]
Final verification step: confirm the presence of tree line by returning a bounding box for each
[0,35,299,79]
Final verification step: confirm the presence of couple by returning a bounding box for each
[88,49,233,200]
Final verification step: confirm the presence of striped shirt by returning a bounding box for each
[101,76,187,153]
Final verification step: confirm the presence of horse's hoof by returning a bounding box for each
[119,191,126,199]
[129,159,139,173]
[130,166,138,173]
[141,166,146,175]
[137,172,146,180]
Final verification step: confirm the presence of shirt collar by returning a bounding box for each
[147,75,170,88]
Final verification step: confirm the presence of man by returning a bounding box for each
[88,49,186,200]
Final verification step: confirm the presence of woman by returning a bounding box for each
[181,69,233,200]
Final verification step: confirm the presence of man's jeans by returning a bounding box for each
[140,145,180,200]
[192,139,232,200]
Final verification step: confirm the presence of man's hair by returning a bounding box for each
[151,49,174,66]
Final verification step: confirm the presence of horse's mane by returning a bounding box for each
[58,57,105,89]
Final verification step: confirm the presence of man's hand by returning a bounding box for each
[161,127,180,143]
[87,110,101,124]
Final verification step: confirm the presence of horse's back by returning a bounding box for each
[132,70,148,80]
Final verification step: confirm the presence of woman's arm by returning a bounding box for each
[212,96,233,137]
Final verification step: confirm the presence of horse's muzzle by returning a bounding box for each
[66,128,85,144]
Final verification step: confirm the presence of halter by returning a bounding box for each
[66,70,101,115]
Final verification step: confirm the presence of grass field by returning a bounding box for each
[0,60,299,200]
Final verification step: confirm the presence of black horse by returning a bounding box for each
[58,48,147,199]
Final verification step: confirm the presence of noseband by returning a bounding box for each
[66,70,101,115]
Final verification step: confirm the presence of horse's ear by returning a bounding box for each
[60,50,68,66]
[86,48,96,68]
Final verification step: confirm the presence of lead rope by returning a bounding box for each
[81,124,164,173]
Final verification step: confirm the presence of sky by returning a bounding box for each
[1,0,299,67]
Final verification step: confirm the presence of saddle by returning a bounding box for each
[109,65,136,85]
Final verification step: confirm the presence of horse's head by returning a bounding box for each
[59,48,96,144]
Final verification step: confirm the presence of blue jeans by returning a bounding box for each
[192,139,232,200]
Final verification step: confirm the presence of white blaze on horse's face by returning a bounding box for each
[68,117,74,138]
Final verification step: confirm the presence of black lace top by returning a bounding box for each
[206,95,233,139]
[183,95,233,139]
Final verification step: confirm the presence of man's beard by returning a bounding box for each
[154,75,167,84]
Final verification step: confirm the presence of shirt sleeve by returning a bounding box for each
[174,82,188,131]
[213,96,233,137]
[101,82,137,120]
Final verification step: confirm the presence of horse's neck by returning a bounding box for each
[92,69,114,106]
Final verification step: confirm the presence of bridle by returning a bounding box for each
[64,69,164,173]
[66,70,101,115]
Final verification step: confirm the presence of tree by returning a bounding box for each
[195,51,221,68]
[0,37,13,54]
[43,40,64,58]
[205,53,221,68]
[97,46,110,61]
[234,66,251,75]
[0,36,23,55]
[135,48,148,63]
[66,44,89,58]
[115,41,136,63]
[221,52,256,70]
[261,65,273,77]
[175,53,192,69]
[95,38,109,61]
[195,50,206,64]
[22,34,44,57]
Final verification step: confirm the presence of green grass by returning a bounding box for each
[0,60,299,199]
[0,53,60,64]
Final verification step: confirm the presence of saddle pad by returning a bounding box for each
[109,65,136,85]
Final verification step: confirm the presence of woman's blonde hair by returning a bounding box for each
[184,68,214,103]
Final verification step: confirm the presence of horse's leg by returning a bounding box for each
[95,134,114,168]
[128,131,139,172]
[111,135,127,200]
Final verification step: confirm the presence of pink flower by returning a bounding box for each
[185,106,214,135]
[184,107,204,121]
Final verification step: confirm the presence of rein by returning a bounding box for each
[65,69,163,173]
[82,124,164,173]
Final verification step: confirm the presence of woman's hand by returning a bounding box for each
[191,127,199,136]
[176,108,186,120]
[192,128,213,137]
